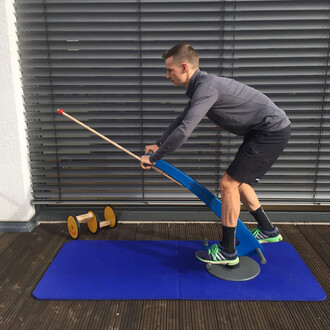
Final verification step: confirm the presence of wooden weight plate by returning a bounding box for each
[104,206,117,228]
[67,215,80,239]
[86,210,100,234]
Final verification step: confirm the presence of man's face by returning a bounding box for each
[165,56,187,87]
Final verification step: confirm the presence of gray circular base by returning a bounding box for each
[205,256,260,281]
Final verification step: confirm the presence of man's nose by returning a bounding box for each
[166,72,171,79]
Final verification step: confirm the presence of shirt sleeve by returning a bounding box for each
[150,83,219,163]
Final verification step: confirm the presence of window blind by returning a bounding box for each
[15,0,330,205]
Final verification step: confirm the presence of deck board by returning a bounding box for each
[298,225,330,267]
[0,222,329,330]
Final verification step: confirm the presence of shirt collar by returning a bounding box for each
[186,69,201,99]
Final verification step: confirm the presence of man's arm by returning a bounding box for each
[149,83,219,163]
[141,105,189,168]
[154,104,190,147]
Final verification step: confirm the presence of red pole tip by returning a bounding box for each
[58,109,64,115]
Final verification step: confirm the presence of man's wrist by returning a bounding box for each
[149,154,157,163]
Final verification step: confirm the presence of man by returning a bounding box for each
[140,44,291,266]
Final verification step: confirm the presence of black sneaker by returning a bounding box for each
[195,243,239,266]
[251,226,283,243]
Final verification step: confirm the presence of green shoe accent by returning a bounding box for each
[209,244,220,261]
[251,227,261,237]
[195,254,240,265]
[251,227,283,243]
[260,234,283,243]
[195,244,240,266]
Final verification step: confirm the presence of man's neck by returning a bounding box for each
[184,68,199,89]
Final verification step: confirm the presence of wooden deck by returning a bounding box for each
[0,222,329,329]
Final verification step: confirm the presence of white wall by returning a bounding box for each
[0,0,35,222]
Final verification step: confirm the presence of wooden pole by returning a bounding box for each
[57,109,183,186]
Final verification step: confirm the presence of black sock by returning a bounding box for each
[250,206,274,231]
[221,225,236,254]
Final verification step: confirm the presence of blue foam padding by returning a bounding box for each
[33,240,326,301]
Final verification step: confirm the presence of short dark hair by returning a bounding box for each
[162,44,199,68]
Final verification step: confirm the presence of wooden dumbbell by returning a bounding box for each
[86,206,117,234]
[67,210,99,240]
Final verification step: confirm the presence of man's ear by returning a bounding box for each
[182,63,189,72]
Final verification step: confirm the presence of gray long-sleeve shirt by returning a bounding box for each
[149,69,291,163]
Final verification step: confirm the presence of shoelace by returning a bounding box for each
[208,244,220,260]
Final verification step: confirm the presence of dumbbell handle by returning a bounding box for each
[100,220,111,228]
[76,213,93,223]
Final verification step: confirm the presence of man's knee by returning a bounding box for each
[220,172,241,193]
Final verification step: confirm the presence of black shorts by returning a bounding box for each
[226,125,291,186]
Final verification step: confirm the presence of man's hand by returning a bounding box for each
[145,144,159,155]
[140,155,154,170]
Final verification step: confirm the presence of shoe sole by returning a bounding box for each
[195,254,240,266]
[258,234,283,244]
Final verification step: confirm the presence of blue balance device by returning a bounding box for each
[153,158,265,262]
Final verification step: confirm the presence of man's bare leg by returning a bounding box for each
[194,172,241,262]
[238,183,261,212]
[218,172,242,253]
[239,183,274,231]
[220,172,241,228]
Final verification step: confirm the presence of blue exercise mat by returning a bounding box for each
[33,240,326,301]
